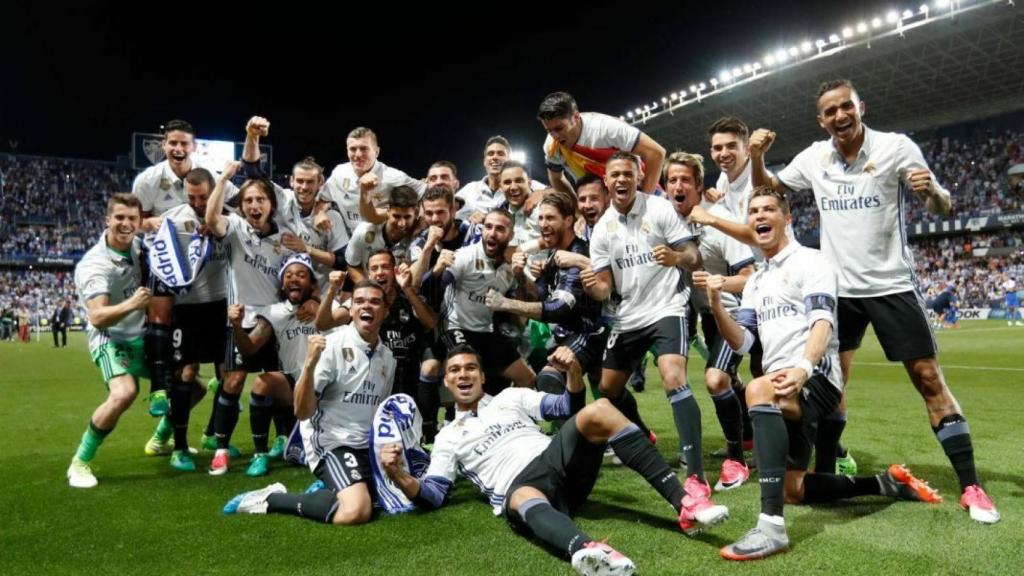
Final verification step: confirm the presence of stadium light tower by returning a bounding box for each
[510,149,527,164]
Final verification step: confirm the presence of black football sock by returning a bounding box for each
[609,424,685,512]
[934,414,979,490]
[668,385,704,481]
[249,393,274,453]
[750,404,788,517]
[711,387,744,461]
[518,498,592,558]
[267,489,339,523]
[214,390,241,450]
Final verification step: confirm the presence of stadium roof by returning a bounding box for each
[627,0,1024,161]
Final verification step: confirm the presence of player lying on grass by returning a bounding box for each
[708,187,942,561]
[380,344,727,576]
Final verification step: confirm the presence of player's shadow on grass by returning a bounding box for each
[575,497,732,547]
[832,449,1024,497]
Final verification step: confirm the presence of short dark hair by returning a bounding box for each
[539,189,577,218]
[607,150,639,168]
[499,160,529,179]
[389,186,419,209]
[184,168,215,190]
[293,156,324,177]
[817,79,856,100]
[750,185,790,215]
[162,119,194,137]
[367,249,396,267]
[537,92,578,121]
[574,173,607,194]
[347,126,378,146]
[445,344,483,367]
[707,117,749,141]
[422,186,454,207]
[106,193,142,215]
[484,136,510,153]
[238,179,278,220]
[429,160,458,177]
[352,279,386,297]
[485,207,513,225]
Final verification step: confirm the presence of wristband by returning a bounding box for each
[796,358,814,377]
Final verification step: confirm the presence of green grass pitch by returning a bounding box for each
[1,321,1020,575]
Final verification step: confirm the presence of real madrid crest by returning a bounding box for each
[399,309,410,323]
[607,220,619,233]
[640,219,651,234]
[159,177,172,191]
[475,259,485,271]
[343,347,354,363]
[273,243,282,255]
[342,178,352,190]
[184,221,196,233]
[365,230,376,244]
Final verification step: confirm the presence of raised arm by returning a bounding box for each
[205,161,241,238]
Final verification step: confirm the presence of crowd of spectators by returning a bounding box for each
[914,233,1024,307]
[1,128,1023,314]
[0,268,78,330]
[0,154,132,261]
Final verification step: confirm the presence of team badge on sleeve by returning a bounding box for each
[365,231,376,244]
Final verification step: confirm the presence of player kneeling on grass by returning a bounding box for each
[224,281,395,525]
[379,344,722,576]
[228,254,319,477]
[68,194,153,488]
[708,188,942,561]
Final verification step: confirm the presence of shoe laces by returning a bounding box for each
[963,485,994,508]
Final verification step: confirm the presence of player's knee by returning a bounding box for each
[420,359,440,378]
[251,375,269,395]
[108,387,137,411]
[222,373,246,394]
[181,364,199,382]
[745,377,774,405]
[705,371,731,394]
[332,503,372,526]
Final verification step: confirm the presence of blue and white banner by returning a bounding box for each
[369,394,430,514]
[147,219,212,294]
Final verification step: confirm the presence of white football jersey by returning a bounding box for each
[776,126,944,298]
[508,204,540,247]
[301,325,396,471]
[156,203,229,305]
[252,301,317,378]
[132,156,238,216]
[543,112,640,185]
[75,235,146,353]
[455,178,547,221]
[221,213,292,327]
[284,191,349,299]
[444,241,518,333]
[345,221,414,268]
[425,388,555,515]
[320,161,426,237]
[590,193,694,332]
[736,241,842,390]
[688,204,756,313]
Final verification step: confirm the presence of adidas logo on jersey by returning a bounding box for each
[347,365,357,375]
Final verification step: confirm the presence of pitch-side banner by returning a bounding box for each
[909,212,1024,237]
[956,308,992,320]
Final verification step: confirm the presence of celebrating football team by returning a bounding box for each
[64,82,999,575]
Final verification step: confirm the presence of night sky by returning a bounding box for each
[4,0,899,179]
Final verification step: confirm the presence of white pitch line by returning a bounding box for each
[856,362,1024,372]
[934,326,1024,335]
